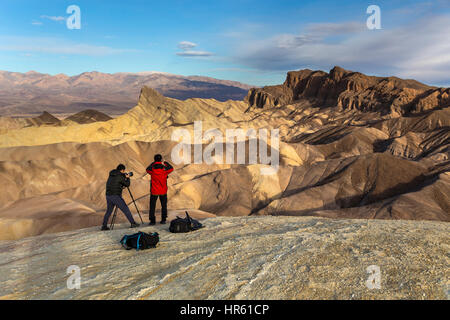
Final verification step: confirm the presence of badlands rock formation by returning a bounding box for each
[0,67,448,240]
[64,109,112,124]
[0,109,113,133]
[246,66,449,115]
[0,216,448,299]
[0,111,61,134]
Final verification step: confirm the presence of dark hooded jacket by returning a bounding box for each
[106,169,130,196]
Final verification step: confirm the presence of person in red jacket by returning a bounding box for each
[146,154,174,225]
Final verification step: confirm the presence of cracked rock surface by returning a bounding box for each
[0,216,448,300]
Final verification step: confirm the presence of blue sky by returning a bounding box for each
[0,0,449,86]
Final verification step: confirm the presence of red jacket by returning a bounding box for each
[146,161,174,195]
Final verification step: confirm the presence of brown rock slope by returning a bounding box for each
[63,109,112,124]
[246,66,449,115]
[0,67,448,240]
[0,111,61,133]
[0,109,112,133]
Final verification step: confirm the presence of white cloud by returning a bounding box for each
[40,15,66,22]
[305,21,366,37]
[0,36,135,56]
[232,16,450,85]
[178,41,197,50]
[176,41,213,57]
[208,67,263,73]
[176,50,213,57]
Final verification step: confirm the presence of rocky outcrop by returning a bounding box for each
[246,66,448,115]
[0,111,61,132]
[64,109,112,124]
[0,216,448,299]
[245,83,294,109]
[0,110,114,132]
[33,111,61,125]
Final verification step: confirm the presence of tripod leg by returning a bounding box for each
[110,206,118,230]
[127,187,144,224]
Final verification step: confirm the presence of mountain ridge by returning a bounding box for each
[246,66,449,116]
[0,70,255,116]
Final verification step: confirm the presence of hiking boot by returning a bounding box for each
[101,225,110,231]
[160,220,166,225]
[149,221,156,226]
[130,223,140,228]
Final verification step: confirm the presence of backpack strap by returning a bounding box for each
[136,232,142,251]
[120,235,128,244]
[120,235,133,250]
[185,211,193,229]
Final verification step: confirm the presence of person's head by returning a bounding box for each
[117,164,126,173]
[154,154,162,162]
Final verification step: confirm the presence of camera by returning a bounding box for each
[126,172,133,177]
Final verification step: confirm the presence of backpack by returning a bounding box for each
[120,231,159,250]
[169,211,203,233]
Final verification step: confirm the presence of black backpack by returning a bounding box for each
[169,211,203,233]
[120,231,159,250]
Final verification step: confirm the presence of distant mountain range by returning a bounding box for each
[0,70,255,116]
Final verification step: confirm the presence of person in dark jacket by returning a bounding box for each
[101,164,139,230]
[146,154,174,225]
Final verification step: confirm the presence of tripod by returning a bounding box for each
[110,186,144,230]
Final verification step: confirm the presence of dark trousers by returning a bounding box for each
[102,195,136,226]
[149,194,167,222]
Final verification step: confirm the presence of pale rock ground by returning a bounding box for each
[0,216,448,300]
